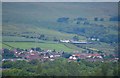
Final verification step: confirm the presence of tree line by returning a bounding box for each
[2,58,119,76]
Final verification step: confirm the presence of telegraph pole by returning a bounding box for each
[34,32,37,52]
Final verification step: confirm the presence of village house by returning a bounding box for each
[69,55,77,60]
[73,53,86,59]
[25,53,40,60]
[60,40,70,43]
[46,49,52,52]
[68,53,103,62]
[86,54,103,59]
[19,50,62,61]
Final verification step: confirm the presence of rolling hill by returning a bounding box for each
[2,2,118,53]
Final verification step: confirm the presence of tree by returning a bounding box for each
[29,59,39,65]
[114,46,118,58]
[109,16,119,21]
[16,48,22,52]
[52,49,56,52]
[2,61,13,68]
[36,63,43,75]
[94,17,98,21]
[31,48,35,51]
[36,47,41,52]
[12,60,29,69]
[73,35,79,41]
[57,17,69,23]
[100,18,104,21]
[113,65,119,76]
[38,34,45,40]
[53,37,58,41]
[101,62,109,76]
[62,52,71,58]
[2,68,32,76]
[3,49,15,59]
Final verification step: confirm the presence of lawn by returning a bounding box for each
[2,42,81,52]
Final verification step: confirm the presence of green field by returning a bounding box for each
[2,42,84,52]
[63,43,84,51]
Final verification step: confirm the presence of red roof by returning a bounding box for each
[74,54,81,57]
[87,54,100,56]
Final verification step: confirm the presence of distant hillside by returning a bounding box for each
[3,2,118,22]
[2,2,118,44]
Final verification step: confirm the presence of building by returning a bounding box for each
[70,40,89,44]
[60,40,70,43]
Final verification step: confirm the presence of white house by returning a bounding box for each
[69,55,77,60]
[50,55,54,58]
[60,40,70,43]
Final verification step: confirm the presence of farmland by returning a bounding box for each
[2,2,119,76]
[2,42,84,52]
[2,2,118,54]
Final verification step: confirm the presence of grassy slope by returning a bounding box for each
[2,42,84,52]
[2,36,35,42]
[3,3,117,21]
[75,42,115,54]
[3,2,117,40]
[3,24,86,40]
[63,43,84,52]
[2,3,117,54]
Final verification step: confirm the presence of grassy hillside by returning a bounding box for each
[3,2,118,38]
[2,42,84,52]
[2,2,118,54]
[63,43,84,51]
[3,2,117,22]
[75,42,115,54]
[3,24,86,40]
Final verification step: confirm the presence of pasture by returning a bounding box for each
[2,42,83,52]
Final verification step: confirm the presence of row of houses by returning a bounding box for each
[11,49,62,62]
[68,53,103,62]
[2,48,119,62]
[68,53,119,62]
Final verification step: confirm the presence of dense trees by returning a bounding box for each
[36,47,42,52]
[57,17,69,23]
[94,17,98,21]
[99,34,118,43]
[94,17,104,21]
[3,49,15,59]
[109,16,120,21]
[2,59,119,76]
[62,52,71,58]
[31,47,42,52]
